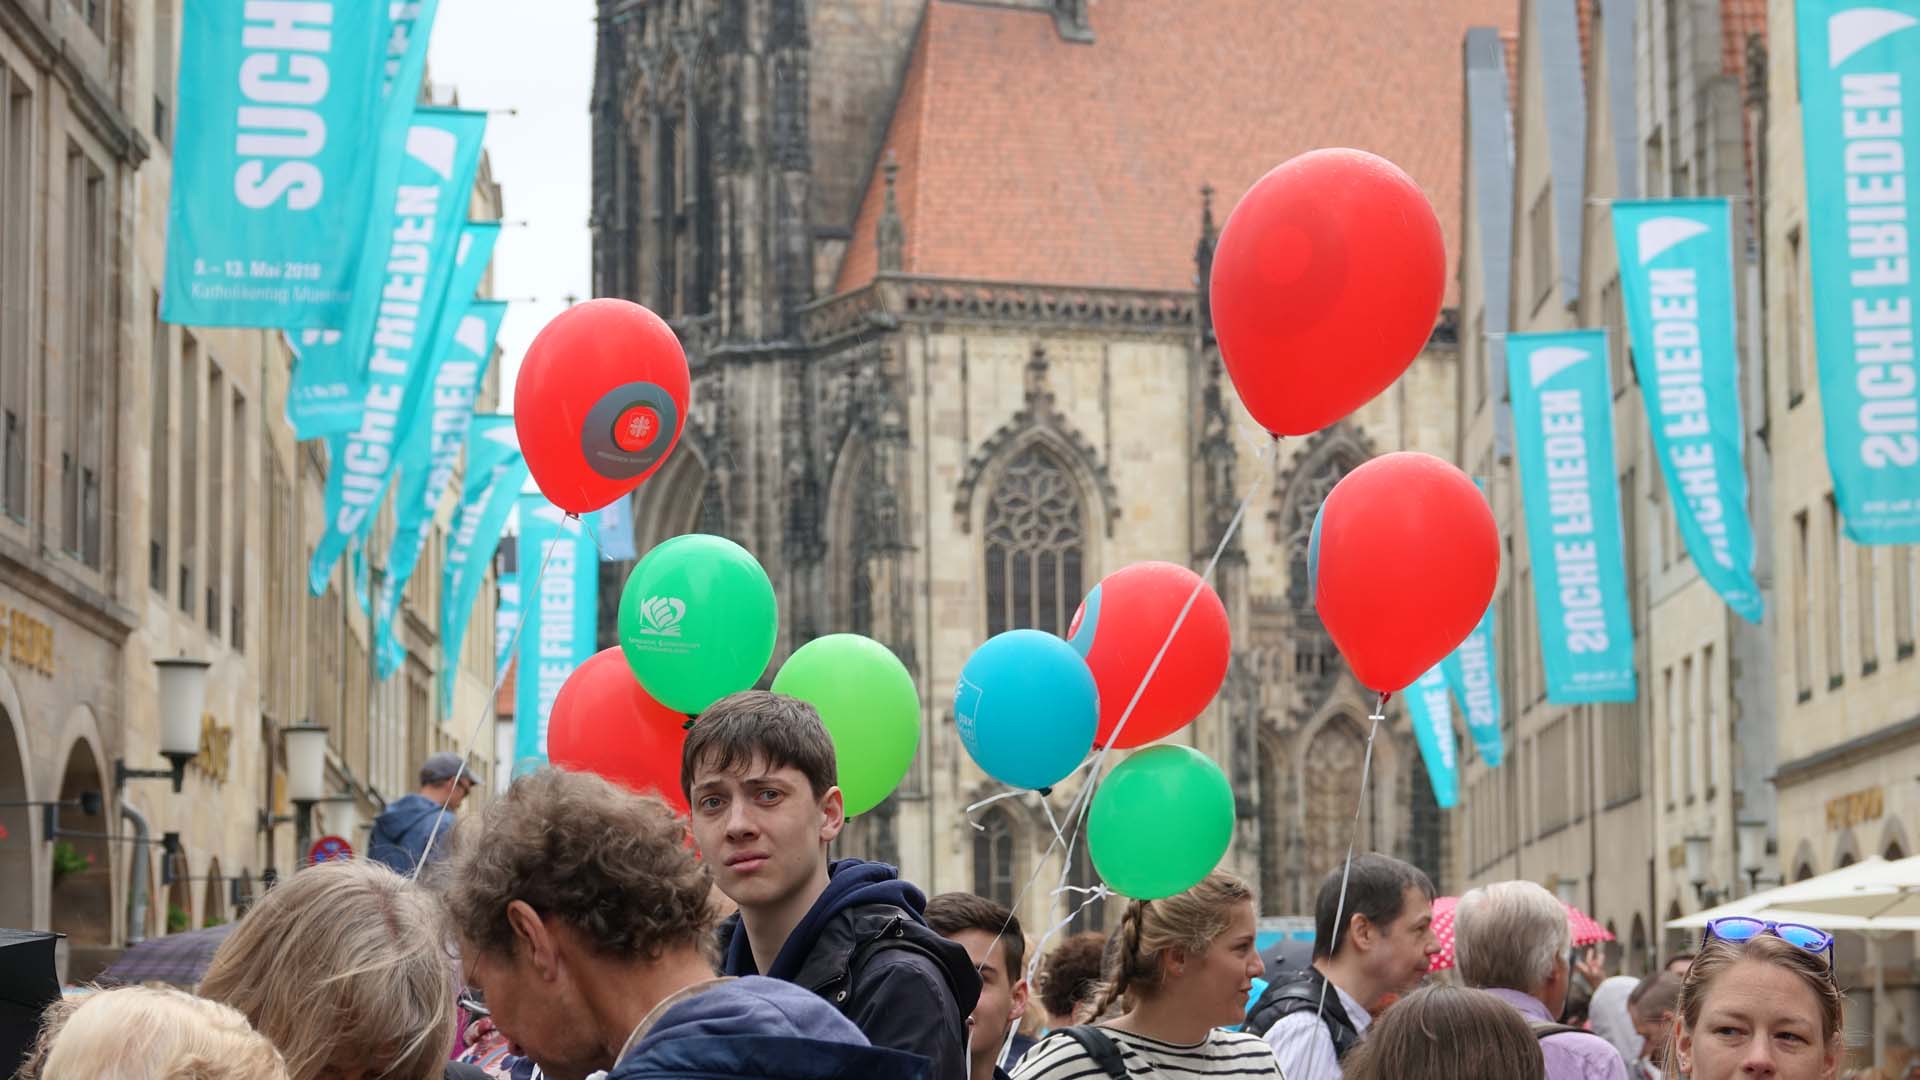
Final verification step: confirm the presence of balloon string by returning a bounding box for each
[410,518,566,882]
[995,434,1280,999]
[963,788,1027,829]
[1313,692,1390,1025]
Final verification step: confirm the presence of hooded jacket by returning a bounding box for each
[609,975,931,1080]
[720,859,981,1080]
[367,793,455,874]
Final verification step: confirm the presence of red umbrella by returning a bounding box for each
[1428,895,1615,972]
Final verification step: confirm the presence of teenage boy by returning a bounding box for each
[684,690,981,1080]
[926,893,1033,1080]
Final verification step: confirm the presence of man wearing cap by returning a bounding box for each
[369,751,475,875]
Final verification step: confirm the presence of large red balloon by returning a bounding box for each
[548,647,690,814]
[1067,562,1231,749]
[514,299,690,514]
[1313,453,1498,694]
[1211,148,1445,436]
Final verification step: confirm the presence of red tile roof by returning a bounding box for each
[835,0,1520,301]
[1721,0,1766,81]
[1576,0,1596,85]
[1502,30,1520,113]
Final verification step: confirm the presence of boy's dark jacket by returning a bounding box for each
[718,859,982,1080]
[608,975,931,1080]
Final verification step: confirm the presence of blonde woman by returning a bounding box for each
[200,859,460,1080]
[1012,871,1281,1079]
[21,984,287,1079]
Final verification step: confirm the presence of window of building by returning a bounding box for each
[1602,276,1630,391]
[1703,645,1719,800]
[1664,666,1679,808]
[1826,494,1845,689]
[152,0,174,145]
[230,388,246,650]
[1786,228,1808,408]
[1530,186,1554,309]
[0,67,31,522]
[179,334,199,614]
[63,142,110,569]
[983,445,1086,638]
[1896,547,1916,660]
[1859,545,1879,676]
[1306,717,1373,884]
[1540,717,1570,835]
[1794,510,1812,700]
[1681,655,1696,803]
[973,808,1016,909]
[67,0,106,37]
[149,294,169,593]
[206,363,225,636]
[1602,698,1642,806]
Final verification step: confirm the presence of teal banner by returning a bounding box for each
[514,496,600,773]
[438,417,524,710]
[306,109,486,592]
[1612,199,1765,621]
[1507,330,1638,703]
[1441,601,1504,767]
[161,2,388,327]
[375,300,507,679]
[1404,665,1459,808]
[494,578,520,685]
[1798,1,1920,542]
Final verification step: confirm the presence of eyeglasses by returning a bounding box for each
[458,986,489,1018]
[1701,917,1835,967]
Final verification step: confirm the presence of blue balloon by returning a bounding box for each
[956,629,1098,790]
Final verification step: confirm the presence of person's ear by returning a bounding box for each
[1672,1016,1692,1075]
[1348,913,1374,952]
[819,785,846,843]
[1166,945,1191,978]
[507,900,561,983]
[1011,979,1030,1021]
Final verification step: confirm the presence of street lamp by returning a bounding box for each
[320,795,361,841]
[1684,834,1723,904]
[283,722,330,865]
[1738,819,1770,893]
[117,658,210,793]
[1553,876,1583,908]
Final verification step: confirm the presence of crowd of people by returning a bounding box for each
[16,689,1857,1079]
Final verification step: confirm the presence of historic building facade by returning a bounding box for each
[1,0,505,980]
[592,0,1512,935]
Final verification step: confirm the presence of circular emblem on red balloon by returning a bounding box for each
[1068,562,1231,749]
[515,299,691,514]
[1310,452,1499,694]
[1210,148,1445,437]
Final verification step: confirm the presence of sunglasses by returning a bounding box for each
[1701,917,1835,967]
[458,986,489,1018]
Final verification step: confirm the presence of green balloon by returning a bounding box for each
[772,634,920,817]
[619,534,778,714]
[1088,745,1235,900]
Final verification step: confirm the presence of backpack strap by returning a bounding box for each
[1243,973,1362,1059]
[1530,1021,1586,1040]
[1060,1026,1129,1079]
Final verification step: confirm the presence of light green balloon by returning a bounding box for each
[1088,745,1235,900]
[772,634,920,817]
[619,534,778,714]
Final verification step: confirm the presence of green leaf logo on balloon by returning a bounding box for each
[635,596,686,637]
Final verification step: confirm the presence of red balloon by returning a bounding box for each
[514,299,690,514]
[548,647,690,814]
[1313,453,1498,694]
[1067,562,1231,749]
[1210,148,1445,436]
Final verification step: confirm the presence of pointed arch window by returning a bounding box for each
[984,445,1085,637]
[1303,716,1374,886]
[974,807,1017,909]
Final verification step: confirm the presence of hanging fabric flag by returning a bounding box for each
[306,109,487,592]
[1442,478,1504,767]
[1612,199,1765,621]
[513,495,600,774]
[282,0,445,432]
[1404,665,1459,808]
[162,3,388,327]
[439,417,525,711]
[1797,1,1920,543]
[1507,330,1637,703]
[376,301,508,678]
[494,573,520,684]
[596,494,638,561]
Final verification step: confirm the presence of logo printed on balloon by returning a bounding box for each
[636,596,687,637]
[581,381,680,479]
[953,677,985,746]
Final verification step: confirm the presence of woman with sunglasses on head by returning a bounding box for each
[1669,918,1845,1080]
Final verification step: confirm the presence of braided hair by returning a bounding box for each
[1090,870,1255,1019]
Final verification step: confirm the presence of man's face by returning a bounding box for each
[460,922,603,1079]
[688,756,843,912]
[446,777,474,810]
[947,929,1028,1075]
[1361,887,1439,996]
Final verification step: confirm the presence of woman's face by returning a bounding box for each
[1675,960,1839,1080]
[1170,900,1264,1030]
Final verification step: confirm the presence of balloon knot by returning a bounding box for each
[1037,786,1053,798]
[681,717,696,731]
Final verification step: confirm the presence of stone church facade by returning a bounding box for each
[591,0,1512,935]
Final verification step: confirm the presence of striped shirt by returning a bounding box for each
[1010,1026,1284,1080]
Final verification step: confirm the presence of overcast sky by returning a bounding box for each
[429,1,596,410]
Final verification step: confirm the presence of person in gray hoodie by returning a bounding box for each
[369,751,472,874]
[442,767,925,1080]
